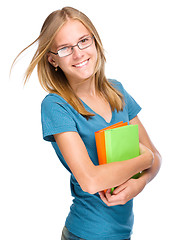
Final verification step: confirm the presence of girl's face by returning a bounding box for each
[48,20,98,85]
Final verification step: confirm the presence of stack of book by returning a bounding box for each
[95,122,141,193]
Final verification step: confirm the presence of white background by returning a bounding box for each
[1,0,181,239]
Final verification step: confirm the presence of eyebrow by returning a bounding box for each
[56,34,90,50]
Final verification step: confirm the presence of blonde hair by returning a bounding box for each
[12,7,124,118]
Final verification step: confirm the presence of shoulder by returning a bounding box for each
[41,94,78,142]
[41,93,66,107]
[108,79,125,94]
[41,93,79,122]
[41,93,70,119]
[108,79,141,111]
[41,93,71,113]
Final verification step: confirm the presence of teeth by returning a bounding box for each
[74,60,88,67]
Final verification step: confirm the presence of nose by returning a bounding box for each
[72,45,84,59]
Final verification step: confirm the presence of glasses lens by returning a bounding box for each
[58,47,72,57]
[78,37,93,49]
[57,36,93,57]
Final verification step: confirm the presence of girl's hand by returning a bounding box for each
[98,143,153,206]
[98,177,147,206]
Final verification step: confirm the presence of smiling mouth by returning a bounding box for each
[73,59,89,68]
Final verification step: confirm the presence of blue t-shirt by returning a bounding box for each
[41,79,141,240]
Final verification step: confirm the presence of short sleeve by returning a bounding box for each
[110,79,142,120]
[41,95,78,142]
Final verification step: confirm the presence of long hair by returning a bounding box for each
[12,7,124,118]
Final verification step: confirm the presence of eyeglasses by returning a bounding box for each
[49,36,94,58]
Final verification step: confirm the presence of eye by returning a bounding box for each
[80,38,89,44]
[58,46,69,53]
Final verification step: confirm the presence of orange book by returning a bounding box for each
[95,121,128,165]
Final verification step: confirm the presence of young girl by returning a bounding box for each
[13,7,161,240]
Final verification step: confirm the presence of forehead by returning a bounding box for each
[53,20,91,47]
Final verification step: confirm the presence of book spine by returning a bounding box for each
[104,130,112,164]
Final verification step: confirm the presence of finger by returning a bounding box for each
[110,186,132,203]
[98,192,110,205]
[99,191,131,206]
[105,189,112,199]
[112,183,127,195]
[98,191,121,206]
[99,192,120,206]
[98,191,105,199]
[106,193,124,202]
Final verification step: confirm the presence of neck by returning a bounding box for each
[69,76,97,97]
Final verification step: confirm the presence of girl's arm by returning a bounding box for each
[131,116,162,183]
[99,116,162,206]
[54,125,153,194]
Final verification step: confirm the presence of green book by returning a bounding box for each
[104,124,141,193]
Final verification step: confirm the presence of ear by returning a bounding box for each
[47,53,58,67]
